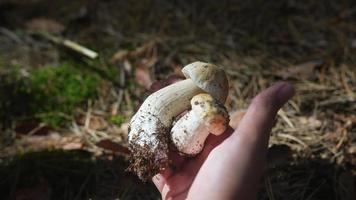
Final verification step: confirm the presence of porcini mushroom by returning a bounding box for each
[128,61,229,180]
[171,93,229,155]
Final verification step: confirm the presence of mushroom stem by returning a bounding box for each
[128,61,229,181]
[171,110,210,155]
[128,79,203,180]
[135,79,203,128]
[170,93,229,155]
[129,79,204,146]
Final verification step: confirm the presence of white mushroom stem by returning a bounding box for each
[127,61,229,180]
[129,79,203,148]
[170,93,229,155]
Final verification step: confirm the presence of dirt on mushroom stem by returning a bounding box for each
[127,109,191,180]
[127,118,170,181]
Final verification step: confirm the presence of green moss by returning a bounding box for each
[0,60,112,128]
[29,63,100,127]
[109,115,126,126]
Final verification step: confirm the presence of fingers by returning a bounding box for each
[188,82,295,199]
[232,82,295,147]
[200,82,294,161]
[152,127,234,194]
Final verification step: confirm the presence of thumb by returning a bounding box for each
[188,82,295,200]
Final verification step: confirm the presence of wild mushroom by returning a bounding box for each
[128,61,229,180]
[170,93,229,155]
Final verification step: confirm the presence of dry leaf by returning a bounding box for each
[129,40,156,58]
[135,67,153,90]
[25,18,65,34]
[110,50,129,64]
[88,116,108,130]
[276,60,323,79]
[110,40,156,63]
[76,115,108,130]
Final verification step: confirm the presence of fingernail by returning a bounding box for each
[277,83,295,104]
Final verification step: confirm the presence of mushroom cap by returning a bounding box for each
[191,93,229,135]
[182,61,229,103]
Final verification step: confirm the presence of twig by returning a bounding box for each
[37,31,98,59]
[84,100,92,129]
[276,133,309,149]
[27,123,47,135]
[278,109,295,129]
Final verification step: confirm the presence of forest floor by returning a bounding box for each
[0,0,355,199]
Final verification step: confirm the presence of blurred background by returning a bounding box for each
[0,0,355,199]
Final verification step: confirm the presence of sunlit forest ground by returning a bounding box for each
[0,0,355,199]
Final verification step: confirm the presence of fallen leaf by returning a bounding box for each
[25,18,65,34]
[109,50,129,64]
[129,40,156,58]
[135,67,153,90]
[76,115,108,130]
[88,116,108,130]
[276,60,323,79]
[110,40,156,63]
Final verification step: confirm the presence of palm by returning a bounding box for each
[152,82,294,200]
[154,130,233,199]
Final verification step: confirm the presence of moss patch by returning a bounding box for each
[0,62,101,129]
[109,115,126,126]
[29,63,100,127]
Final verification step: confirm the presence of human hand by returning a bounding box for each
[152,82,295,200]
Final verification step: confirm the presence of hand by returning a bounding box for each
[152,82,295,200]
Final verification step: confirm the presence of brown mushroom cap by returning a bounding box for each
[182,61,229,103]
